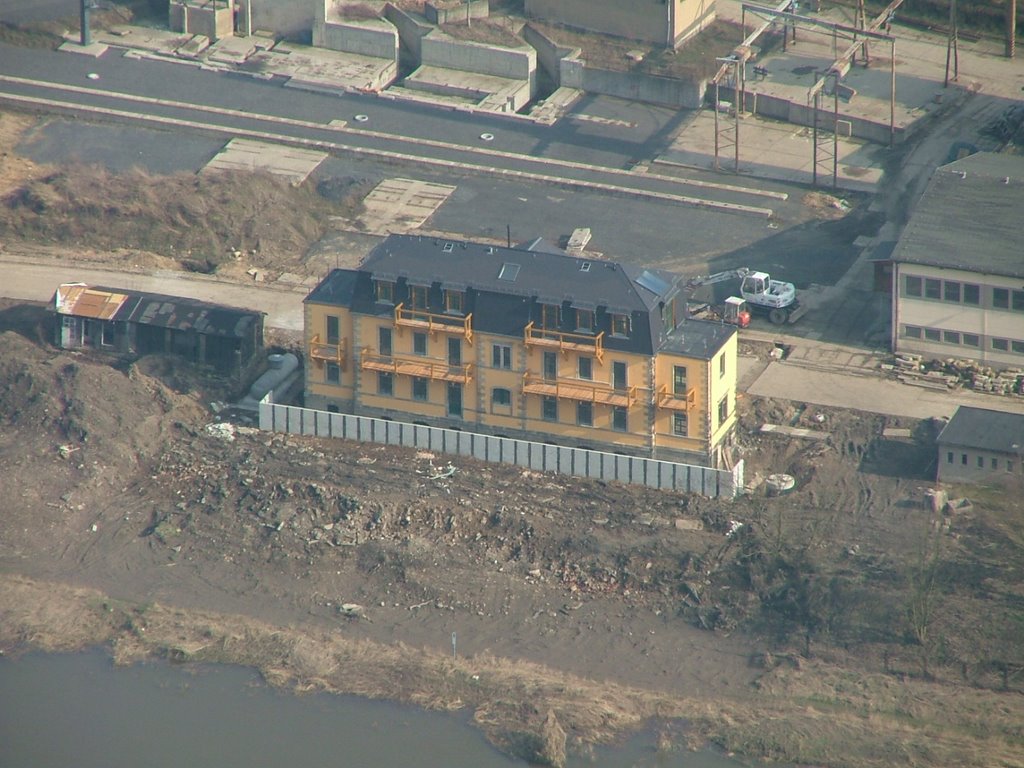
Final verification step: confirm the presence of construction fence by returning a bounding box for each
[259,397,743,499]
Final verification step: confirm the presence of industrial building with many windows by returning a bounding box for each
[890,153,1024,369]
[302,235,738,467]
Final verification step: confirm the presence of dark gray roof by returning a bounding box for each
[355,235,678,311]
[937,406,1024,454]
[86,286,263,338]
[891,152,1024,280]
[661,320,735,360]
[304,234,735,358]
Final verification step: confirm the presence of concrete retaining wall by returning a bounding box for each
[241,0,312,38]
[424,0,489,24]
[712,87,903,145]
[421,34,537,96]
[521,23,577,84]
[384,3,431,66]
[560,57,705,109]
[259,397,742,498]
[314,15,399,61]
[169,1,234,41]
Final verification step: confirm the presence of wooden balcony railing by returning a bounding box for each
[522,372,635,407]
[309,334,346,370]
[360,349,473,384]
[657,384,696,411]
[523,322,603,362]
[394,303,473,344]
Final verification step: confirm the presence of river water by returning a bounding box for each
[0,650,749,768]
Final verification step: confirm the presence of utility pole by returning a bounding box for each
[945,0,959,86]
[1008,0,1017,58]
[80,0,93,46]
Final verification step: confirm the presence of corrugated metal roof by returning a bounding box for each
[937,406,1024,453]
[55,284,130,320]
[53,283,263,338]
[891,152,1024,280]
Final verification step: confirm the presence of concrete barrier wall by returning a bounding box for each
[521,23,578,84]
[384,3,430,66]
[712,87,903,145]
[169,2,234,40]
[421,34,537,94]
[424,0,489,24]
[560,58,705,109]
[314,18,399,60]
[259,397,742,498]
[241,0,313,37]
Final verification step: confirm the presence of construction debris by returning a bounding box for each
[759,424,829,441]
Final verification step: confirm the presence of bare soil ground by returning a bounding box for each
[1,300,1022,767]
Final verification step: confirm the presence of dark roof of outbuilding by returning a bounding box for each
[891,152,1024,280]
[937,406,1024,454]
[57,284,264,338]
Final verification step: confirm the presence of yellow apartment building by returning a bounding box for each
[303,235,738,467]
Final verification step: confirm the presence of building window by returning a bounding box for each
[542,396,558,422]
[962,333,980,348]
[412,377,428,401]
[961,453,968,466]
[963,284,980,305]
[445,289,464,314]
[326,363,340,384]
[613,361,627,390]
[379,327,392,356]
[719,354,726,378]
[409,285,428,310]
[541,303,559,328]
[576,309,594,332]
[492,344,512,369]
[943,281,961,303]
[578,356,593,380]
[992,338,1009,351]
[943,330,960,345]
[991,457,999,470]
[993,288,1009,309]
[375,280,394,303]
[611,314,630,336]
[718,397,729,424]
[413,332,427,356]
[924,279,941,300]
[378,372,393,396]
[1014,290,1024,312]
[673,412,687,436]
[924,328,941,342]
[904,276,922,297]
[326,315,340,344]
[977,455,984,468]
[577,401,593,427]
[1013,341,1024,354]
[612,406,627,432]
[491,387,511,407]
[543,351,557,380]
[673,365,687,395]
[100,322,115,347]
[1009,461,1015,472]
[946,451,953,464]
[904,325,922,339]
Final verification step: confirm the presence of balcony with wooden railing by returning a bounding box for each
[523,322,603,362]
[309,334,346,370]
[522,372,636,407]
[360,349,473,384]
[394,303,473,344]
[657,384,696,411]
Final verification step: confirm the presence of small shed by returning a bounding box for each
[936,405,1024,484]
[52,283,265,377]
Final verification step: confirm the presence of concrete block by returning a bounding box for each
[285,406,302,434]
[630,457,646,485]
[557,446,573,474]
[529,442,545,470]
[316,410,331,436]
[457,431,473,456]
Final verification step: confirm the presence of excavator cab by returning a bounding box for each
[723,296,751,328]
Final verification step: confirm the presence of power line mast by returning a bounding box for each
[945,0,959,86]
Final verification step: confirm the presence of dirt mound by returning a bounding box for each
[0,164,350,273]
